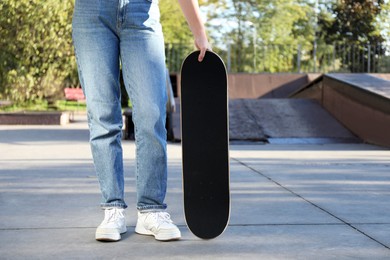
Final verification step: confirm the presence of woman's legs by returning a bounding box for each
[119,0,168,211]
[72,0,126,209]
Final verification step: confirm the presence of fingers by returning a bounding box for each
[195,39,212,62]
[198,48,207,62]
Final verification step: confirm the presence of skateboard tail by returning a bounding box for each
[184,181,231,239]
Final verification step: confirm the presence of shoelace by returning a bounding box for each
[146,212,173,226]
[105,208,123,223]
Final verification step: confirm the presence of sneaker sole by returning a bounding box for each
[95,234,121,242]
[95,227,127,242]
[135,224,181,241]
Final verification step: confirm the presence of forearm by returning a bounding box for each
[177,0,206,38]
[177,0,210,61]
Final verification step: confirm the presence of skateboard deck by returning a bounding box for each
[180,50,230,239]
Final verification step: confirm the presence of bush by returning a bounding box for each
[0,0,193,106]
[0,0,78,104]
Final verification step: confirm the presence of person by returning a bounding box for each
[72,0,210,242]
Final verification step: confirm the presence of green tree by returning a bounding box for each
[317,0,387,72]
[161,0,196,72]
[204,0,258,72]
[160,0,193,44]
[377,0,390,44]
[0,0,77,103]
[0,0,198,104]
[320,0,384,44]
[254,0,314,72]
[204,0,315,72]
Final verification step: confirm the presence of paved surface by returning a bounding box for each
[1,115,390,259]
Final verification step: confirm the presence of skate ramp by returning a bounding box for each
[172,73,390,146]
[292,74,390,147]
[229,99,359,144]
[173,98,359,144]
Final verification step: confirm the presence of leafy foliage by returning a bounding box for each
[161,0,193,44]
[319,0,385,44]
[0,0,77,103]
[0,0,389,105]
[202,0,389,73]
[317,0,387,72]
[0,0,194,105]
[204,0,316,72]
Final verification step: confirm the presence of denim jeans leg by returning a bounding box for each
[120,0,168,211]
[72,0,127,209]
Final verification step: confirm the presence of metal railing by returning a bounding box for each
[165,43,390,74]
[165,43,194,74]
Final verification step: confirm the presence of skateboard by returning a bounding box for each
[180,50,230,239]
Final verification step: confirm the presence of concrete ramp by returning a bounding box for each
[292,74,390,147]
[172,73,390,146]
[229,99,359,144]
[173,98,359,144]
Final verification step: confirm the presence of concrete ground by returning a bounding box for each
[1,115,390,259]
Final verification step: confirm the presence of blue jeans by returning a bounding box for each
[72,0,168,211]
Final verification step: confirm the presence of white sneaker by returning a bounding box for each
[95,208,127,241]
[135,211,181,241]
